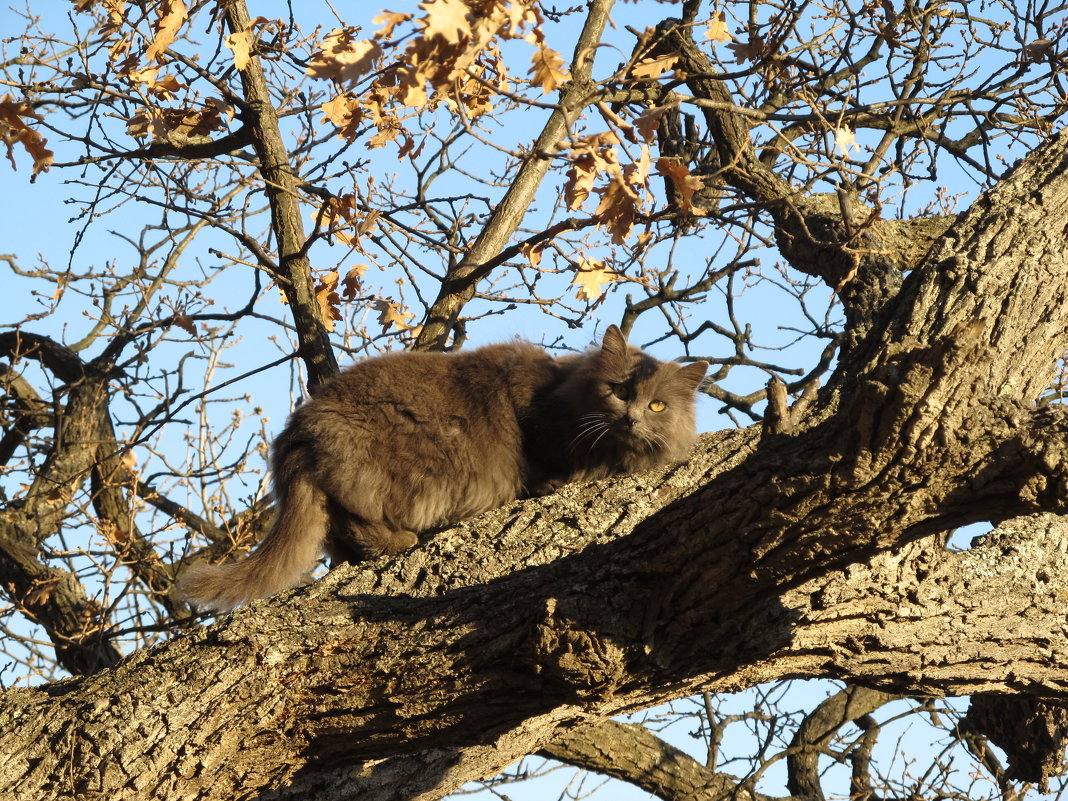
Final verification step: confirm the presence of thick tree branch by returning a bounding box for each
[541,719,780,801]
[786,685,900,801]
[5,495,1068,801]
[660,22,949,345]
[0,361,52,467]
[220,1,338,386]
[0,363,123,675]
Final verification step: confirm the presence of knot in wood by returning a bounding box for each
[529,598,626,700]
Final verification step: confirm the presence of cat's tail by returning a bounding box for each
[175,474,328,612]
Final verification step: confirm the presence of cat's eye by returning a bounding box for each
[649,400,666,412]
[608,382,631,400]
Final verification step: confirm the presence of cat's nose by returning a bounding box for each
[622,412,639,428]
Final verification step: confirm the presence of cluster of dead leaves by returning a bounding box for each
[313,266,364,332]
[0,95,54,175]
[562,118,706,247]
[312,266,419,336]
[126,98,233,144]
[306,0,569,152]
[72,1,240,146]
[76,0,189,73]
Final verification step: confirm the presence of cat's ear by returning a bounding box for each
[675,360,709,393]
[601,325,628,355]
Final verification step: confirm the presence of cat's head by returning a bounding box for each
[567,325,708,468]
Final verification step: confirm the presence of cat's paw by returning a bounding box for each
[527,478,567,497]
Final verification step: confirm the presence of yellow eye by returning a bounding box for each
[649,400,666,412]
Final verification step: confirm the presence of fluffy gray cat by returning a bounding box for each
[177,326,707,610]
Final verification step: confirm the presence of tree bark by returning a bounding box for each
[221,0,339,386]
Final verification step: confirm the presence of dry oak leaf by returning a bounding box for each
[572,259,619,301]
[306,29,384,84]
[594,177,642,244]
[564,151,601,210]
[727,35,766,64]
[372,11,414,39]
[125,67,185,100]
[321,94,364,139]
[373,298,416,333]
[224,17,273,71]
[520,240,545,268]
[0,94,54,175]
[563,131,622,210]
[705,11,734,45]
[631,52,679,79]
[315,270,344,332]
[656,157,706,216]
[530,44,570,93]
[314,194,358,245]
[419,0,472,43]
[172,313,197,337]
[456,61,499,118]
[342,265,368,301]
[593,145,651,243]
[145,0,188,63]
[634,104,672,142]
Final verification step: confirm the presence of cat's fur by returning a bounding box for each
[176,326,707,610]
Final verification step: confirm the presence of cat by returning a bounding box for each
[176,325,708,610]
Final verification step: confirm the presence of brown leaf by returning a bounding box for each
[224,17,273,72]
[631,52,679,80]
[145,0,188,63]
[705,12,734,45]
[342,265,368,300]
[314,270,343,332]
[529,45,570,94]
[656,157,707,216]
[320,94,364,139]
[24,577,62,607]
[563,132,620,210]
[727,35,766,64]
[594,177,641,244]
[0,94,54,175]
[126,67,185,100]
[372,12,414,40]
[520,241,545,268]
[419,0,472,43]
[356,209,381,240]
[173,314,197,336]
[373,298,416,333]
[572,258,618,301]
[634,105,672,142]
[306,29,384,84]
[564,151,600,210]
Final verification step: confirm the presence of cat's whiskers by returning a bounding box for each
[570,417,610,455]
[569,412,620,457]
